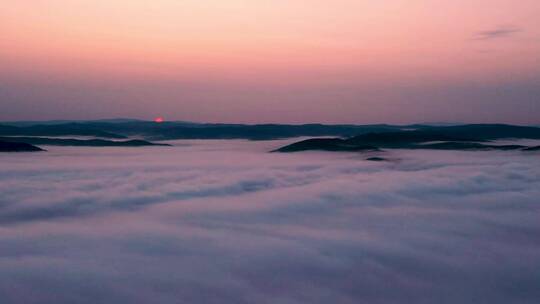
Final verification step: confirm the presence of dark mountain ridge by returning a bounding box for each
[276,124,540,152]
[0,121,412,140]
[1,121,539,152]
[274,138,379,152]
[0,140,45,152]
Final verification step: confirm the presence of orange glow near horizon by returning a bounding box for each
[154,117,164,123]
[2,1,539,82]
[1,1,539,124]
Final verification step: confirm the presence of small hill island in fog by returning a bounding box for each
[0,140,45,152]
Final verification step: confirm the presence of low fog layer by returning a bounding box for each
[1,140,539,304]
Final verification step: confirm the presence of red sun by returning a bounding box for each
[154,117,164,123]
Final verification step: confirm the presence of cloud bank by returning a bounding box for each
[474,26,522,40]
[0,140,539,304]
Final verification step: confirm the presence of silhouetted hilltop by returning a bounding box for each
[274,138,378,152]
[0,140,45,152]
[276,124,540,153]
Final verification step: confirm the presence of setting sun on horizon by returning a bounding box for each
[1,0,539,124]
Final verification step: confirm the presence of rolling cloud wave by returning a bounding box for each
[0,140,539,303]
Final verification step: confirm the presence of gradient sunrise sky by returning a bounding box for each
[1,1,539,124]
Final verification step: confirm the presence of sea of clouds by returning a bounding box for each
[0,139,539,304]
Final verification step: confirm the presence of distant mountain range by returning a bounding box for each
[2,119,517,141]
[0,120,416,141]
[275,124,540,153]
[0,120,539,152]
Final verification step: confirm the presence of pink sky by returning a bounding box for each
[1,0,539,123]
